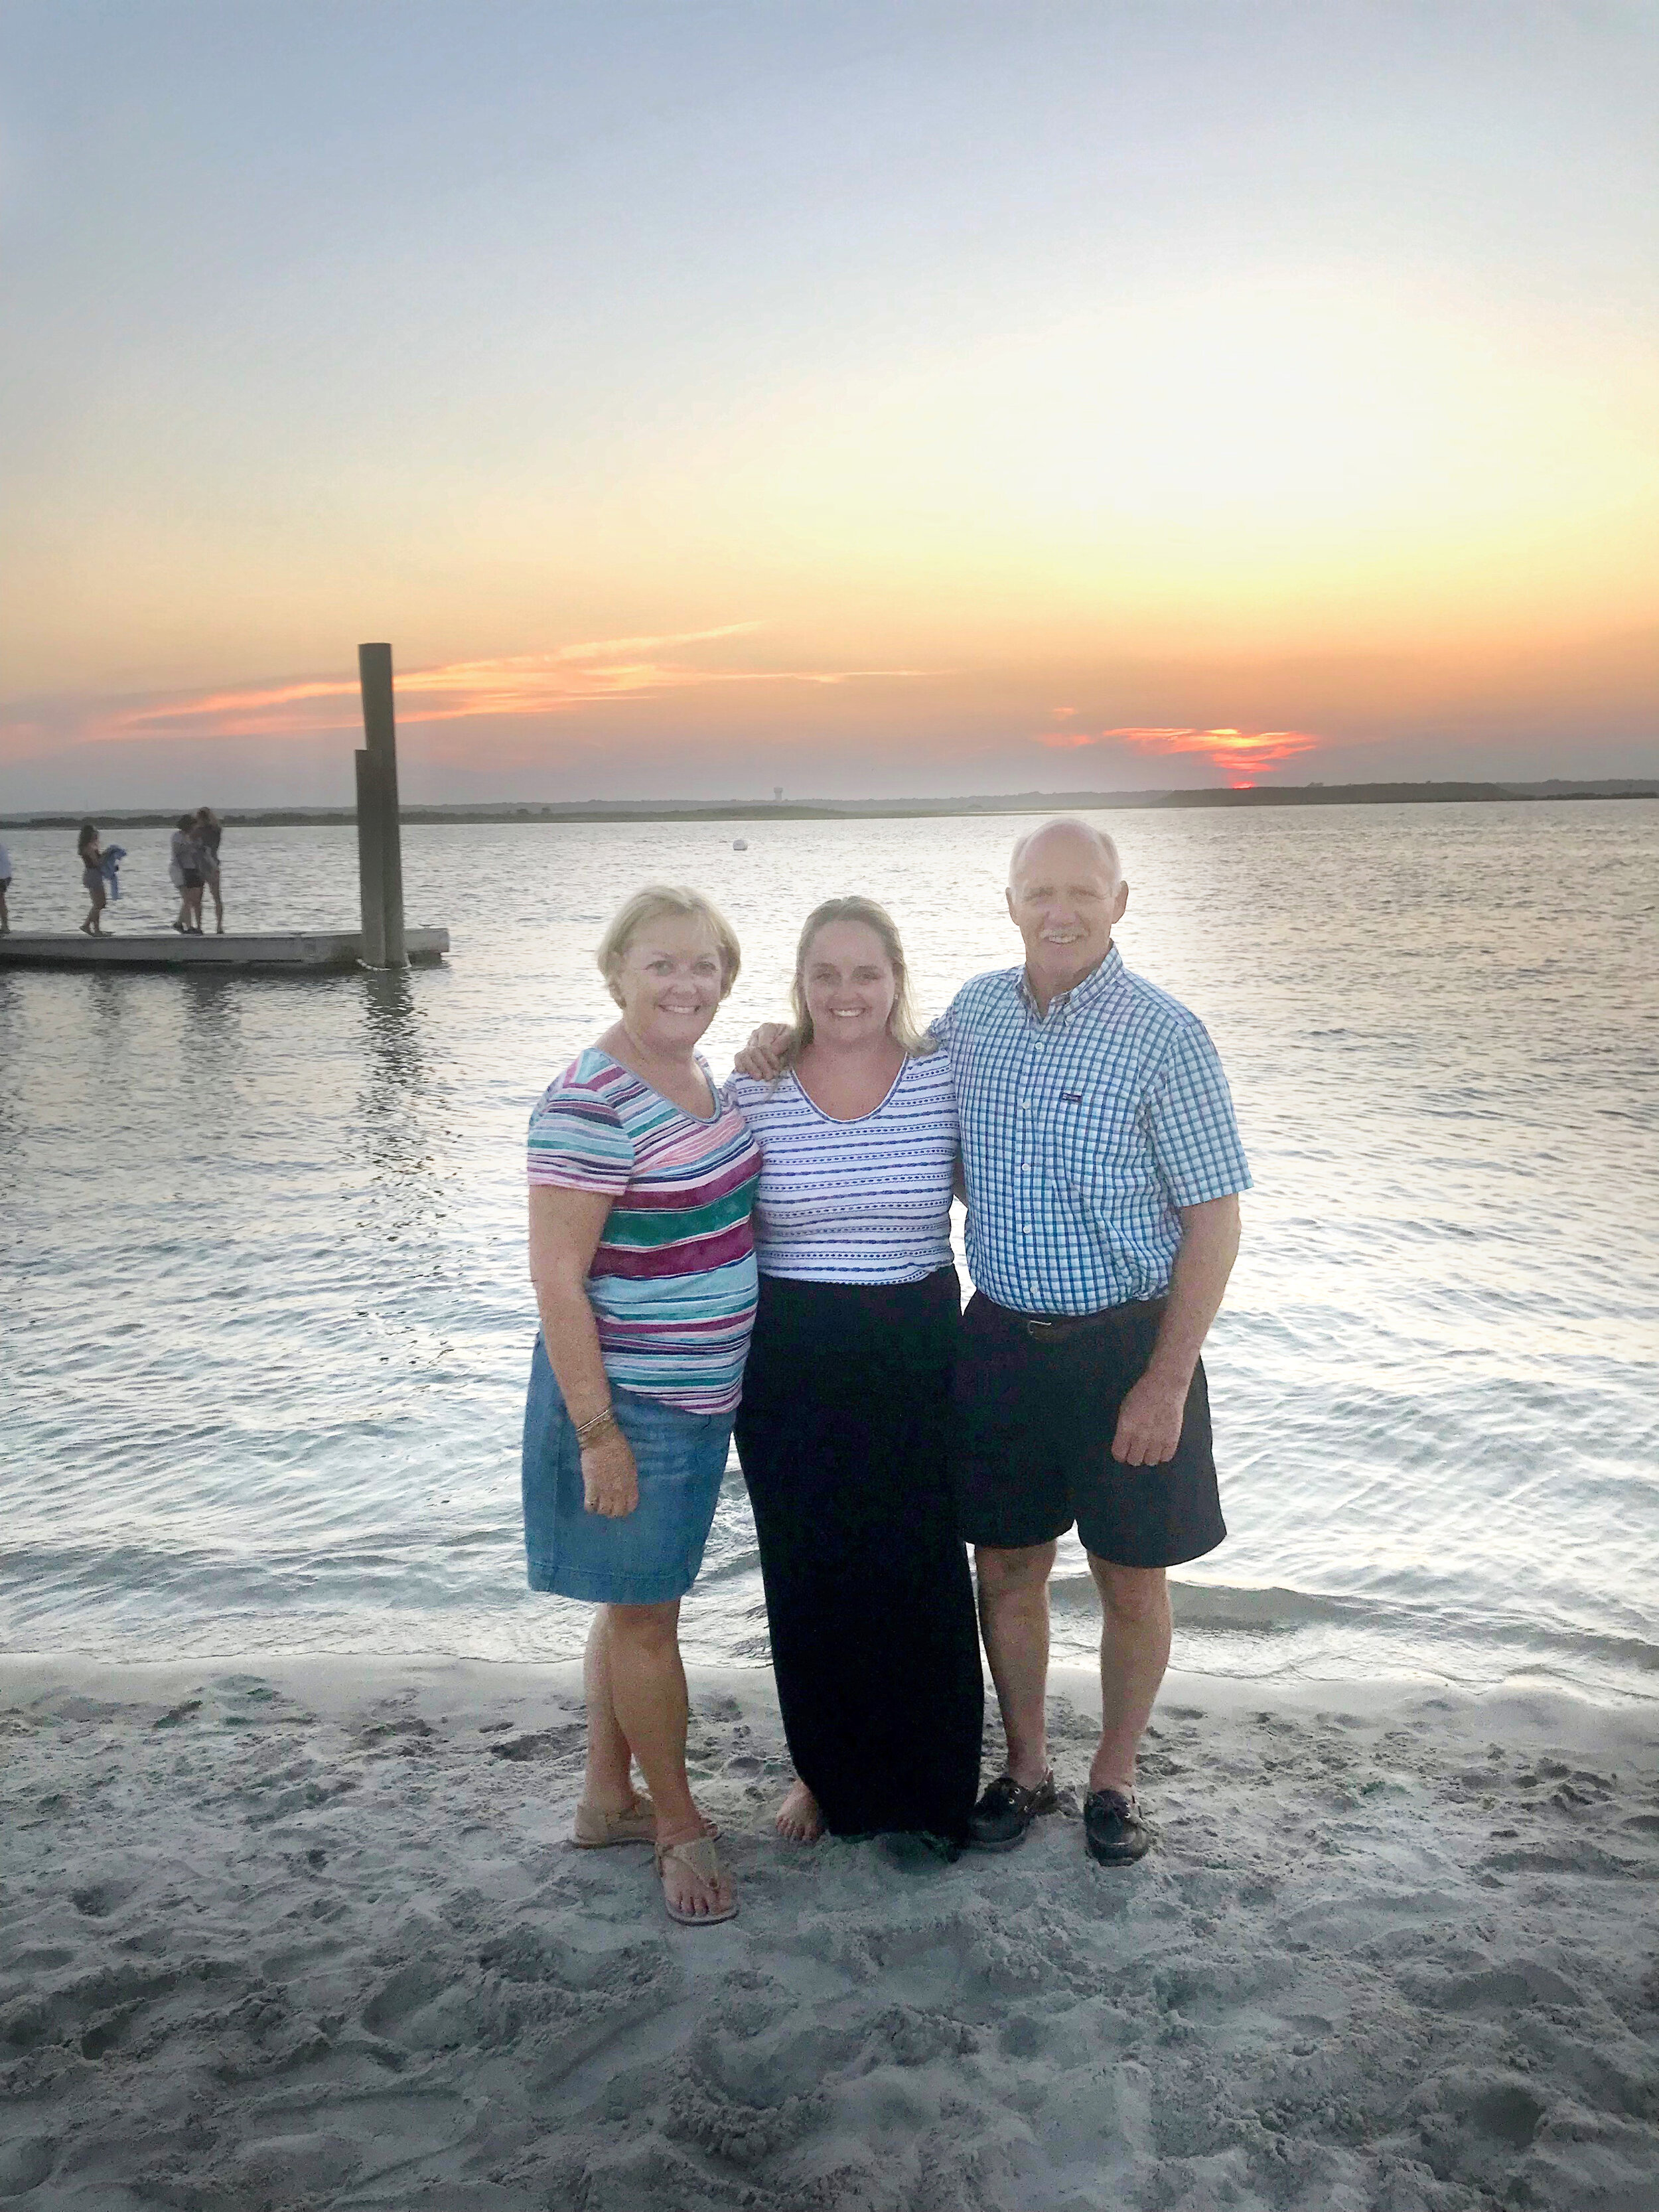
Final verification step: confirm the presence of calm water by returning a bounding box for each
[2,802,1656,1698]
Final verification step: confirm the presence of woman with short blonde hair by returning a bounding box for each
[522,883,761,1926]
[597,887,741,1007]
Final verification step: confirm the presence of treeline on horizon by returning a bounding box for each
[5,777,1655,830]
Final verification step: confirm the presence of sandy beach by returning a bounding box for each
[2,1657,1655,2211]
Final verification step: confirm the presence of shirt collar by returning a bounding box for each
[1015,941,1126,1024]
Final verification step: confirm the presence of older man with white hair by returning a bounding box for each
[940,816,1250,1866]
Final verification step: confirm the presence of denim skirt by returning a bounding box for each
[521,1337,733,1605]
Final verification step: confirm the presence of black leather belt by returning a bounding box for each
[989,1295,1167,1343]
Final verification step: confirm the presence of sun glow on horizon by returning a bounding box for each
[1035,725,1325,786]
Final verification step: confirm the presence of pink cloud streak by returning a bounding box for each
[93,627,922,744]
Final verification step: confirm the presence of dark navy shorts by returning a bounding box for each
[951,1293,1226,1569]
[521,1338,733,1605]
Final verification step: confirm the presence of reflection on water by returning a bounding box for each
[360,965,425,1094]
[2,800,1656,1698]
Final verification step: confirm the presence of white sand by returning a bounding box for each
[2,1655,1656,2212]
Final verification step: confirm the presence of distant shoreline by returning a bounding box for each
[5,776,1654,831]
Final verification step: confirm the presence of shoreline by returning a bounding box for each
[5,1655,1655,2209]
[3,1648,1656,1732]
[4,780,1656,832]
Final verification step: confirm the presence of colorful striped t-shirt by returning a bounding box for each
[526,1049,761,1414]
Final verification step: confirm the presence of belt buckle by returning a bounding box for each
[1024,1315,1060,1340]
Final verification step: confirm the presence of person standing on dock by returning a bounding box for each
[0,840,11,933]
[194,808,224,932]
[169,814,205,934]
[76,822,109,936]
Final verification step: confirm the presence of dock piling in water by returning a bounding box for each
[354,749,388,969]
[356,642,407,969]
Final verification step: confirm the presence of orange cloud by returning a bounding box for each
[1033,723,1324,786]
[98,627,922,743]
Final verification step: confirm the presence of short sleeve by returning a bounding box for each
[1145,1021,1253,1207]
[526,1084,634,1194]
[928,993,961,1049]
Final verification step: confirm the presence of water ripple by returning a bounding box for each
[3,802,1656,1696]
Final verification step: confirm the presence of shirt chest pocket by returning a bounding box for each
[1041,1086,1141,1198]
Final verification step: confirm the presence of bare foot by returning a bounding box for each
[774,1779,825,1843]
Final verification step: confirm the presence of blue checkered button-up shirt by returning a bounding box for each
[933,945,1251,1315]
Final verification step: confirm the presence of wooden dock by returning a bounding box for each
[0,928,449,973]
[5,641,448,975]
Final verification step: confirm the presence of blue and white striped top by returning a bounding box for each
[722,1050,957,1285]
[934,946,1251,1315]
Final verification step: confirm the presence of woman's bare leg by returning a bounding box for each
[580,1610,638,1814]
[605,1599,730,1918]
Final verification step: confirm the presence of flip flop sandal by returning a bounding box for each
[655,1834,737,1927]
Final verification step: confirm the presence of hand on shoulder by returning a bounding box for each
[733,1023,793,1082]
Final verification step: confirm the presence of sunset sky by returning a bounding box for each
[3,2,1656,807]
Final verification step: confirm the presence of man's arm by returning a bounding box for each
[1110,1195,1240,1467]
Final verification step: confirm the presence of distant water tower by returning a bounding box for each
[773,786,783,802]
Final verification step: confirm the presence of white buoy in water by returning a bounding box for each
[732,838,748,851]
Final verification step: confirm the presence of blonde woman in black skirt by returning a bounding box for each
[724,898,982,1848]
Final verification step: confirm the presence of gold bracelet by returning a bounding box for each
[573,1405,618,1447]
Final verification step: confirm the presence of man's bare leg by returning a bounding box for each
[1085,1556,1171,1797]
[974,1541,1057,1789]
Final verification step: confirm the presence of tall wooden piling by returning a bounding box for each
[355,642,406,968]
[354,749,388,969]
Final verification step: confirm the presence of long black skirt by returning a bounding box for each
[734,1266,984,1843]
